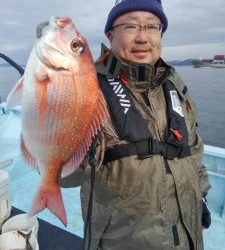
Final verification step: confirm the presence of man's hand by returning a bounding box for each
[202,197,211,229]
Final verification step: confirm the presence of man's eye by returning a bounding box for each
[147,25,158,30]
[124,25,137,30]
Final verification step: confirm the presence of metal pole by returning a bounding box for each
[0,53,24,76]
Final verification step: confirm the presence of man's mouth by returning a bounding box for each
[131,49,150,58]
[132,49,149,53]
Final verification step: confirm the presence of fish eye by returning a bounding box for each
[70,39,85,54]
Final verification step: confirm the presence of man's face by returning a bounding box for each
[107,11,163,65]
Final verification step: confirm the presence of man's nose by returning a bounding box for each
[135,30,149,43]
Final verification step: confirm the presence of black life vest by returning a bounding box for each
[98,74,191,163]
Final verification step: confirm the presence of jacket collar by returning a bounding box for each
[96,43,171,89]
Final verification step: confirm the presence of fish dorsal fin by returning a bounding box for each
[6,77,24,108]
[61,91,108,178]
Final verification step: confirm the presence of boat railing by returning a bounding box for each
[0,53,24,76]
[203,145,225,218]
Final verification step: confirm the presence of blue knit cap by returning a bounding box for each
[104,0,168,34]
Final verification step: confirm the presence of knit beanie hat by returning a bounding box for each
[104,0,168,34]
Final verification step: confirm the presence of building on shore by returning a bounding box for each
[193,54,225,68]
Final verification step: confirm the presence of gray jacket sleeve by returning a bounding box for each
[187,98,211,196]
[171,70,211,196]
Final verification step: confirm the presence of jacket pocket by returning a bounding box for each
[81,193,112,250]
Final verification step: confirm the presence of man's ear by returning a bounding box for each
[106,31,113,43]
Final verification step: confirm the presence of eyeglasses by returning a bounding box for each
[111,23,164,36]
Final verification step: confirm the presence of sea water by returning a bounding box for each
[175,66,225,148]
[1,65,225,148]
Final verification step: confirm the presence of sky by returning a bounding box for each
[1,0,225,64]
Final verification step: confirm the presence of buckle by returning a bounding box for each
[163,143,174,160]
[165,144,191,159]
[135,139,153,159]
[135,139,191,160]
[178,145,191,158]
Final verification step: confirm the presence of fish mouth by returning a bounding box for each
[55,16,72,28]
[36,17,72,39]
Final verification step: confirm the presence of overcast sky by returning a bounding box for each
[1,0,225,64]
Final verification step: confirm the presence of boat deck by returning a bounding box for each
[1,110,225,250]
[1,154,84,238]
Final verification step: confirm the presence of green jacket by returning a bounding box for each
[60,48,210,250]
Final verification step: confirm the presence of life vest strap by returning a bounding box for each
[103,138,191,164]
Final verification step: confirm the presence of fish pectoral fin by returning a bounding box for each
[34,63,50,83]
[34,68,50,123]
[6,77,24,108]
[21,136,38,170]
[28,184,67,226]
[34,71,50,83]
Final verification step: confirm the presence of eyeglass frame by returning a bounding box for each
[111,23,164,35]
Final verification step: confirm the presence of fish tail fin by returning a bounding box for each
[28,184,67,226]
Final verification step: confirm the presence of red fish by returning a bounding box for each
[7,16,108,226]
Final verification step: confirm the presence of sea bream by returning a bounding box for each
[7,16,108,226]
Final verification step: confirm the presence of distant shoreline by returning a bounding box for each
[1,62,193,68]
[0,58,214,68]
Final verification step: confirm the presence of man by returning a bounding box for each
[61,0,211,249]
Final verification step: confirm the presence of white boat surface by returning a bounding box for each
[0,106,225,250]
